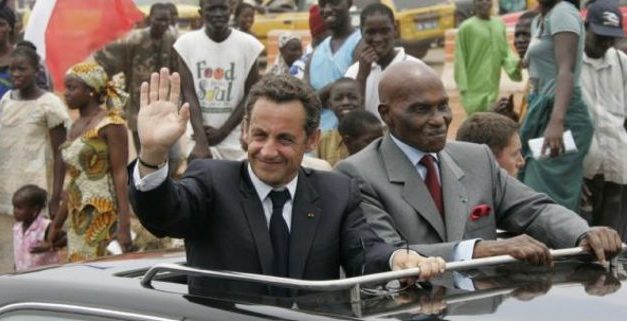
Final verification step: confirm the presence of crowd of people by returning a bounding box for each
[0,0,626,296]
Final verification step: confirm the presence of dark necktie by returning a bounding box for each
[269,190,291,278]
[419,154,444,217]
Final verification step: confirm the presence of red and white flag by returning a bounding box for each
[24,0,144,91]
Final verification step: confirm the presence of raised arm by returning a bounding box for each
[137,68,190,176]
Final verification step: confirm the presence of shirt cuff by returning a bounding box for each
[453,271,476,291]
[133,162,169,191]
[389,248,420,270]
[453,238,481,262]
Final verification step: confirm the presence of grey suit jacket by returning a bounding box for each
[335,134,590,261]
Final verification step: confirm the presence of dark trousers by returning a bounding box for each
[584,175,627,241]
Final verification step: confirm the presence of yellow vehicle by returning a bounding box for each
[255,0,455,58]
[134,0,455,58]
[379,0,456,58]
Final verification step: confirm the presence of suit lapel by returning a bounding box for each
[439,148,468,242]
[288,168,321,279]
[380,135,446,241]
[239,163,274,276]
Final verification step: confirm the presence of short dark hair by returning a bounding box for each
[338,109,381,137]
[456,112,519,156]
[149,2,170,16]
[234,2,254,18]
[164,2,178,15]
[329,77,359,95]
[360,2,395,27]
[245,75,321,136]
[12,42,40,68]
[13,184,47,209]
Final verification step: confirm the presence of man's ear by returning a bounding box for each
[241,117,249,141]
[378,103,390,126]
[305,128,321,153]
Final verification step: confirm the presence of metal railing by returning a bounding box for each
[141,245,626,292]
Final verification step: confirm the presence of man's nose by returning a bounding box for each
[259,139,279,157]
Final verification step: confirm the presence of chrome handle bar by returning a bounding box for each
[141,245,626,291]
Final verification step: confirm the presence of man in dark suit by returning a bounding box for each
[335,60,623,266]
[129,69,445,295]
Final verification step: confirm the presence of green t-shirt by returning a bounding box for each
[527,1,584,95]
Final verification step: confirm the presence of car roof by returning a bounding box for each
[1,251,626,321]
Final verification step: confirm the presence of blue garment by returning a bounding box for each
[309,30,361,90]
[319,108,338,132]
[0,66,11,99]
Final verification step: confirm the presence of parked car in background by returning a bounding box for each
[134,0,455,59]
[377,0,456,58]
[1,248,626,320]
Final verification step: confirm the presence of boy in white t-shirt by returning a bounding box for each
[344,3,421,121]
[174,0,263,161]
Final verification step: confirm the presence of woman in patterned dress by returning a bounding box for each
[48,62,133,261]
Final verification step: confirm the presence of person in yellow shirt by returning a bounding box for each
[316,78,362,166]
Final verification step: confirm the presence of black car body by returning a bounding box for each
[1,250,626,320]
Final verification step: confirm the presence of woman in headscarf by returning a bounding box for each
[0,4,16,98]
[268,32,302,76]
[47,62,133,262]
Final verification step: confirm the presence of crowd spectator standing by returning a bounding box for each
[456,112,525,177]
[345,3,421,121]
[316,77,362,166]
[454,0,521,115]
[0,45,69,273]
[307,0,361,131]
[289,4,329,80]
[336,60,622,265]
[580,0,627,240]
[268,33,302,76]
[233,1,256,35]
[0,4,15,98]
[513,9,539,119]
[519,0,593,212]
[94,2,178,156]
[338,109,383,156]
[177,0,263,161]
[12,185,64,271]
[46,62,133,262]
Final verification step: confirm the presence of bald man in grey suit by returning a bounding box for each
[335,60,623,265]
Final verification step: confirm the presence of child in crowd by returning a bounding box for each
[268,32,302,75]
[316,78,363,166]
[454,0,521,115]
[345,2,421,121]
[0,45,69,217]
[338,110,384,156]
[12,185,65,271]
[456,112,525,177]
[233,2,255,35]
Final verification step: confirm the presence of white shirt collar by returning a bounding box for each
[247,163,298,202]
[371,47,407,69]
[583,51,611,69]
[389,134,438,167]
